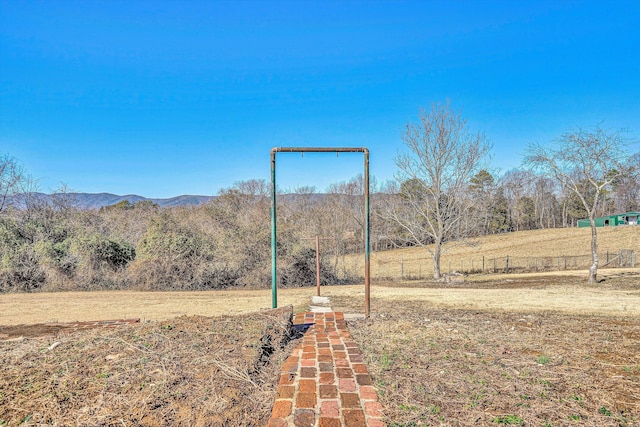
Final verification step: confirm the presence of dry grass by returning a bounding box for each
[0,307,297,426]
[326,272,640,426]
[345,299,640,426]
[346,227,640,279]
[0,288,313,326]
[1,271,640,327]
[1,275,639,426]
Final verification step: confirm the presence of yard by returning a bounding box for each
[1,271,639,426]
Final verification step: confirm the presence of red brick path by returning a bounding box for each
[267,312,384,427]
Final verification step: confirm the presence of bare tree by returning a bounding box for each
[385,102,491,279]
[0,154,26,213]
[500,169,535,231]
[525,126,638,283]
[611,173,640,213]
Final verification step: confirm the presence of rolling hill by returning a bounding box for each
[345,226,640,280]
[8,192,215,209]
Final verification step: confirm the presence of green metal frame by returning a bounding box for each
[270,147,371,317]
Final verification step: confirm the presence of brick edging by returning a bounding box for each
[267,311,384,427]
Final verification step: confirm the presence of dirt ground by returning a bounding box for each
[344,299,639,426]
[327,273,640,426]
[1,272,639,426]
[0,307,297,426]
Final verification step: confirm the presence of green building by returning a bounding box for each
[577,212,640,228]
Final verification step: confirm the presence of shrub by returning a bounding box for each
[0,245,45,292]
[130,213,218,290]
[72,233,135,269]
[280,247,339,288]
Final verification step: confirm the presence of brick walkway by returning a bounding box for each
[267,311,384,427]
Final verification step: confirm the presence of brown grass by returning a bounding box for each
[323,273,640,426]
[1,270,640,328]
[346,226,640,279]
[0,288,313,326]
[1,276,639,426]
[345,299,640,426]
[0,307,297,426]
[1,271,640,327]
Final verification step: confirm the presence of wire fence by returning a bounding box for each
[370,249,637,281]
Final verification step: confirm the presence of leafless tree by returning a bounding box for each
[499,169,535,231]
[525,126,638,283]
[385,102,491,279]
[0,154,26,213]
[611,173,640,213]
[532,176,560,229]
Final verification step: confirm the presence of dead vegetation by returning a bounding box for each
[343,298,640,426]
[0,307,299,426]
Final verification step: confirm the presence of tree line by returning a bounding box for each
[1,104,638,291]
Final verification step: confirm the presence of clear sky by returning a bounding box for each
[1,0,638,198]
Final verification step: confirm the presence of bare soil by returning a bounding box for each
[0,307,298,426]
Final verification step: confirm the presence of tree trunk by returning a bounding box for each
[589,220,598,283]
[432,241,442,280]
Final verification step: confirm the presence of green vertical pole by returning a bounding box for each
[270,149,277,308]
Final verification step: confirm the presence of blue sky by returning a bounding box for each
[1,0,638,198]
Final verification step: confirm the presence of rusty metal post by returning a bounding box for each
[316,235,321,296]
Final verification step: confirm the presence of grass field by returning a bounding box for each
[347,226,640,279]
[1,269,639,327]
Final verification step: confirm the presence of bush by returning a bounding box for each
[73,233,135,269]
[130,213,219,290]
[137,214,211,262]
[34,239,78,275]
[0,245,45,292]
[280,248,339,288]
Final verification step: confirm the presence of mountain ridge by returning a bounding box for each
[7,192,339,210]
[9,192,216,209]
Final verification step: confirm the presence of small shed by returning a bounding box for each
[577,212,640,228]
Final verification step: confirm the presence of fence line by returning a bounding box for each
[367,249,636,281]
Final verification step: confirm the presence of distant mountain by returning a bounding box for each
[7,192,351,210]
[74,193,216,209]
[8,192,215,210]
